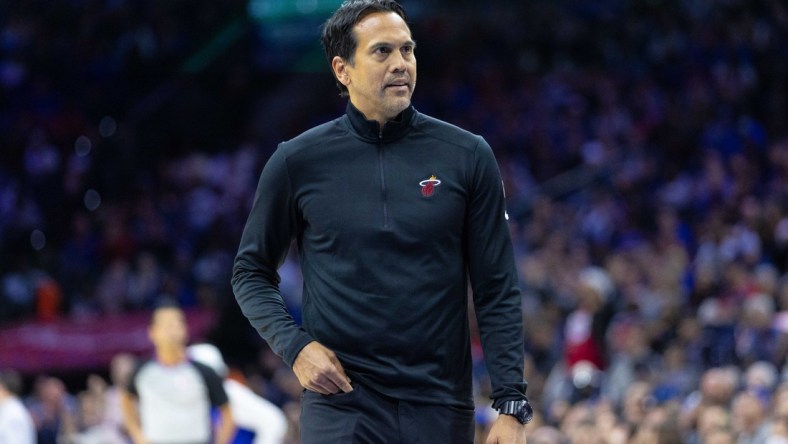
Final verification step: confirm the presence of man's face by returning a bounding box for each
[149,307,188,349]
[336,11,416,125]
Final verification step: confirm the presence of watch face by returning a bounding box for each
[521,400,534,424]
[502,400,533,424]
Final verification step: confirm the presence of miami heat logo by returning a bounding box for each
[419,175,441,197]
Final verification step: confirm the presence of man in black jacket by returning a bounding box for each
[232,1,532,442]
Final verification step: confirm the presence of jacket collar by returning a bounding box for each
[345,101,416,143]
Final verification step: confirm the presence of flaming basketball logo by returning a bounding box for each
[419,175,441,197]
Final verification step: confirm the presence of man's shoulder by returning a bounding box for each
[128,358,157,384]
[279,115,348,153]
[187,359,222,382]
[133,359,216,383]
[412,112,483,150]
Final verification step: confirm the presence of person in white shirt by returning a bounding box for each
[121,303,234,444]
[188,343,288,444]
[0,369,36,444]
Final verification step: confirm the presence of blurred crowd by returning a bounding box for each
[1,0,788,443]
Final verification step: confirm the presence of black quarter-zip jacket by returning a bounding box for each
[232,103,526,408]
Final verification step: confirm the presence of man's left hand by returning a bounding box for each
[485,414,527,444]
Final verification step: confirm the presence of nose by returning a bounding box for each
[390,50,407,73]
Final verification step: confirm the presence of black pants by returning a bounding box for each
[300,383,475,444]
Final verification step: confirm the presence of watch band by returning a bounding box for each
[499,401,521,416]
[498,399,534,425]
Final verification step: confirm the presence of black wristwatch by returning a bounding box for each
[497,399,534,425]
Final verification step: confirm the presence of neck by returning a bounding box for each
[157,347,186,366]
[345,101,414,143]
[349,100,395,127]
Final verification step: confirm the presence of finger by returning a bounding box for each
[305,382,331,395]
[295,368,331,394]
[310,373,346,395]
[326,362,353,392]
[336,375,353,392]
[309,371,349,394]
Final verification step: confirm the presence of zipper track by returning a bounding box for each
[378,134,389,229]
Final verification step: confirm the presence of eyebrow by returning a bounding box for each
[369,39,417,51]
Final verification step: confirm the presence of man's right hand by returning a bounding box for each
[292,341,353,394]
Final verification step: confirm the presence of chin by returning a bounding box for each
[390,98,411,113]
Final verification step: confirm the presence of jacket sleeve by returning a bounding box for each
[231,145,314,367]
[465,137,528,409]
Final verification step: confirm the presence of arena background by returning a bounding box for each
[1,0,787,442]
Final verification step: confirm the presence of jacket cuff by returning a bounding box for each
[491,380,529,410]
[283,331,316,368]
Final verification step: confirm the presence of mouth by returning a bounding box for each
[385,80,410,91]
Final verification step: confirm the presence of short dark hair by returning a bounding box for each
[320,0,408,96]
[0,369,23,396]
[150,297,182,324]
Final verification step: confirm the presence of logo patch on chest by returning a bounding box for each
[419,175,442,197]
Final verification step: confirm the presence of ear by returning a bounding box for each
[332,56,351,87]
